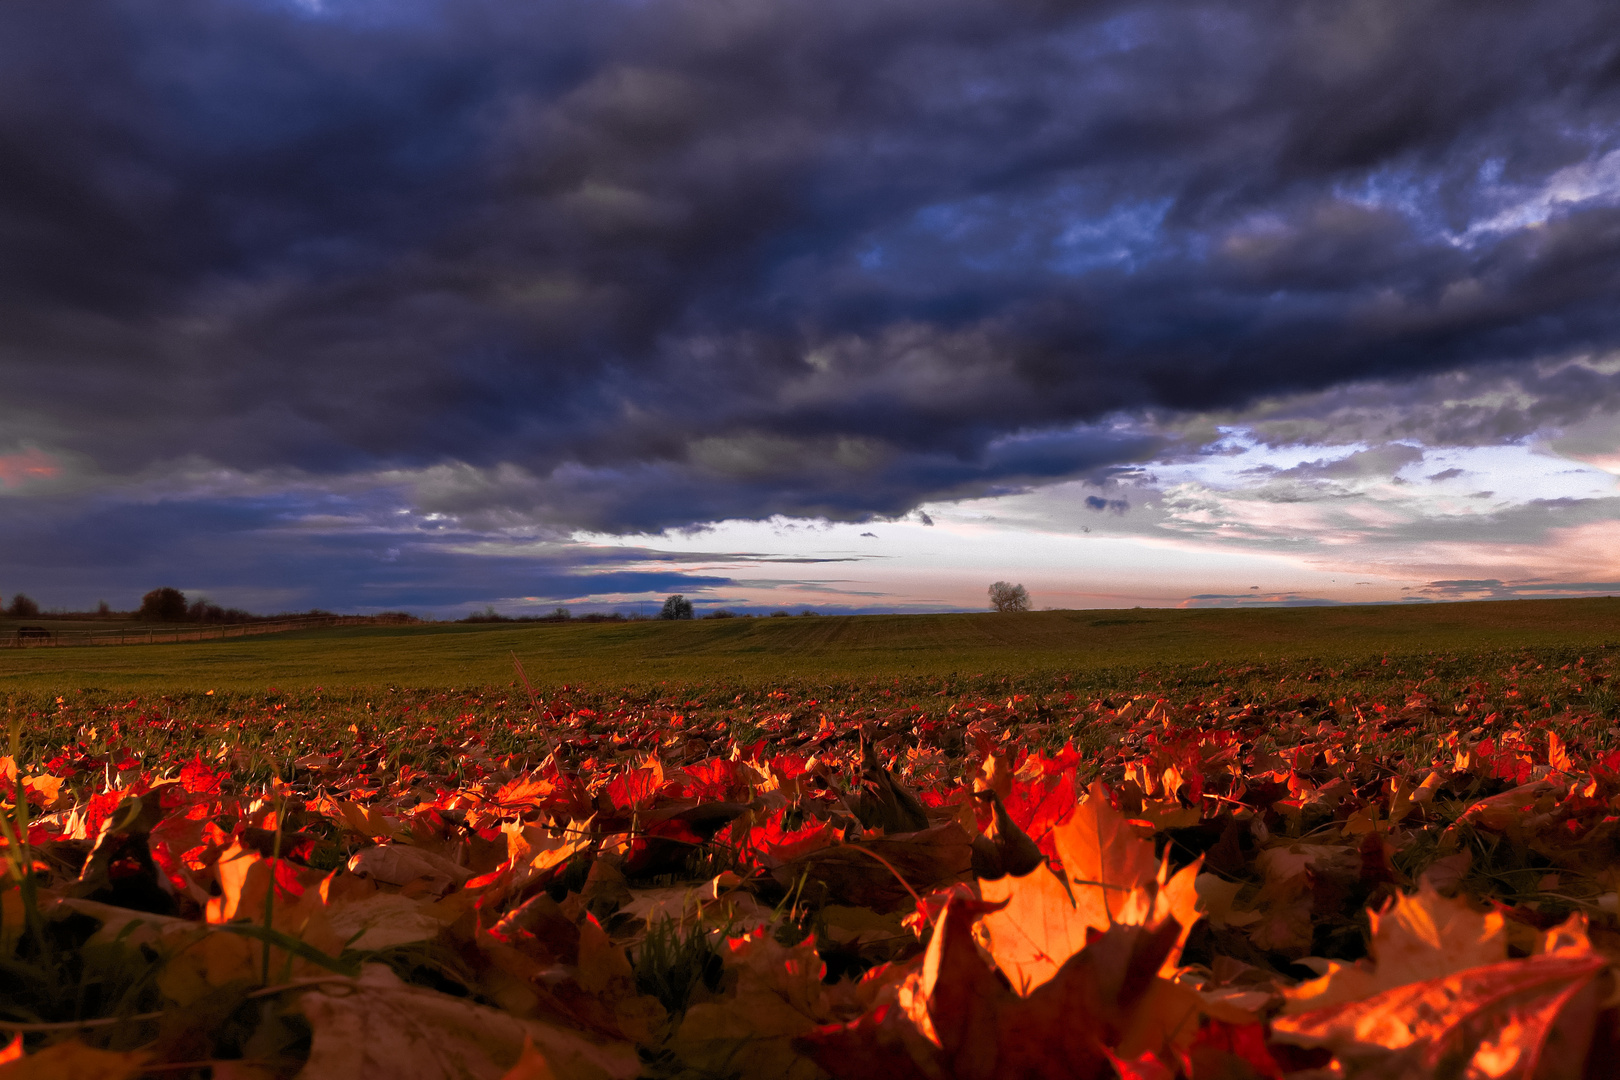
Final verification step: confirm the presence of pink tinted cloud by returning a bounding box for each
[0,448,60,488]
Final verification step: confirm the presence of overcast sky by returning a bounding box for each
[5,0,1620,616]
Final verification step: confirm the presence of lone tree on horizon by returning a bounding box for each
[660,594,694,619]
[988,581,1030,612]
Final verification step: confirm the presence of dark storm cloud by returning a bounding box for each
[6,0,1620,531]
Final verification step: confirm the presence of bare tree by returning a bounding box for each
[988,581,1030,612]
[5,593,40,618]
[659,594,694,619]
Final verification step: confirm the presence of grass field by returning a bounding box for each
[8,597,1620,1076]
[4,597,1620,693]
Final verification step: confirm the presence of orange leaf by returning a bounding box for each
[1273,946,1609,1078]
[1281,879,1507,1015]
[978,783,1200,991]
[0,1040,148,1080]
[499,1035,557,1080]
[801,894,1191,1079]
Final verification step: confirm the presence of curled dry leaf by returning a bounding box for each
[348,844,474,894]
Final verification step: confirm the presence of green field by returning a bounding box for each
[4,597,1620,692]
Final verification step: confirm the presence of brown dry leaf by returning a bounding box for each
[0,1040,148,1080]
[209,1064,281,1080]
[1254,842,1358,888]
[574,914,634,995]
[777,822,974,912]
[671,930,834,1080]
[295,964,640,1080]
[160,886,348,1004]
[1282,879,1507,1015]
[347,844,473,893]
[324,891,444,951]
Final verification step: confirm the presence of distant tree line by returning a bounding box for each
[458,596,819,622]
[0,586,355,624]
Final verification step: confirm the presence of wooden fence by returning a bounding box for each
[3,613,418,649]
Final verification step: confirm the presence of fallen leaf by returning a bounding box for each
[1282,879,1507,1015]
[800,894,1194,1079]
[672,930,835,1080]
[295,964,640,1080]
[348,844,474,894]
[978,783,1200,991]
[499,1036,556,1080]
[325,892,444,951]
[0,1040,148,1080]
[1271,947,1609,1079]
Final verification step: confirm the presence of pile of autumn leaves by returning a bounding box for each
[4,710,1620,1079]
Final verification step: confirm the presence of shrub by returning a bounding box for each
[703,609,736,619]
[660,594,694,620]
[988,581,1030,612]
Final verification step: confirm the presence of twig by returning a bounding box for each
[245,975,358,998]
[0,1012,165,1031]
[831,844,925,911]
[512,653,545,717]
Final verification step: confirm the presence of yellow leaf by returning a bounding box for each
[1192,874,1259,929]
[0,1040,147,1080]
[21,774,65,808]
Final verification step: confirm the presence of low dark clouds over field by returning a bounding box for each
[5,0,1620,611]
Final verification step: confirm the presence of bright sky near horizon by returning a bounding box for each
[5,0,1620,617]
